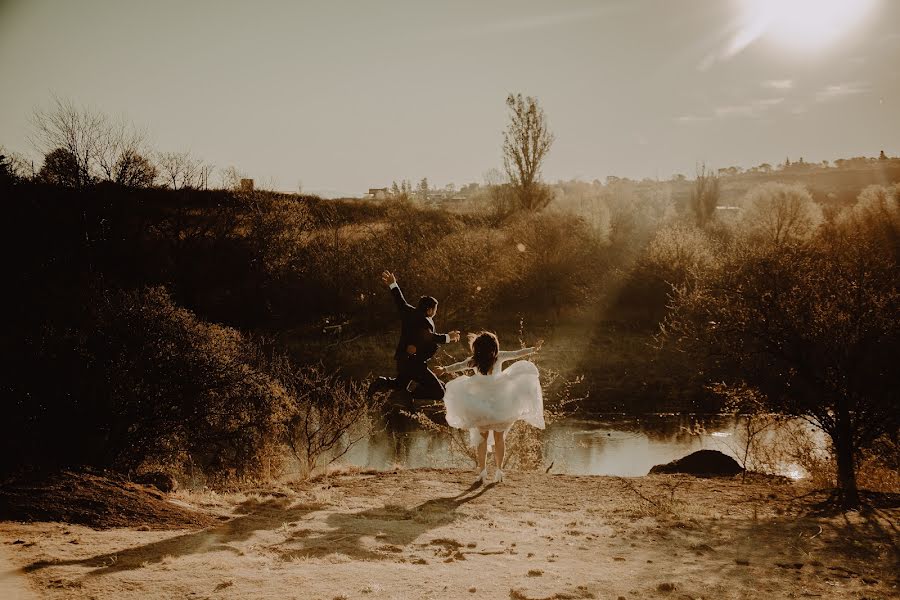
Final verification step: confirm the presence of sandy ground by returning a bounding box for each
[1,468,897,600]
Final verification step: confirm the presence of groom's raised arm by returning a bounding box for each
[382,270,414,313]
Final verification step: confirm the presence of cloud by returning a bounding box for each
[815,82,869,102]
[678,97,784,123]
[762,79,793,90]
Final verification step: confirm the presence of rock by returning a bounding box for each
[648,450,743,477]
[132,471,178,493]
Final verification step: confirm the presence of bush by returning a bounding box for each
[277,363,377,478]
[4,283,379,486]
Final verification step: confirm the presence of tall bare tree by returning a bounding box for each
[502,93,555,211]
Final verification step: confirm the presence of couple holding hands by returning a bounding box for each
[368,271,545,484]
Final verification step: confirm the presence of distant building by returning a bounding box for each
[240,178,254,192]
[366,187,389,199]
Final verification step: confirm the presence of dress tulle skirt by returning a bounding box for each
[443,360,545,447]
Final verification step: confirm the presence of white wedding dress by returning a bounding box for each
[442,347,545,448]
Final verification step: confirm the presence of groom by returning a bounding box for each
[368,270,460,401]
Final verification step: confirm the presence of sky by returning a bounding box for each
[1,0,899,197]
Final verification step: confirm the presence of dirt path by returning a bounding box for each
[1,469,897,599]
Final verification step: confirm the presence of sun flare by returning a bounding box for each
[737,0,878,51]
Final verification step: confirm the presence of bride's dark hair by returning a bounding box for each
[467,331,499,375]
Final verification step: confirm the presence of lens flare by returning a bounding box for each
[736,0,878,52]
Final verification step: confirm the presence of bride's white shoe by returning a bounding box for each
[474,468,488,485]
[493,468,504,483]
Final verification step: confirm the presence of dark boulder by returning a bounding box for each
[649,449,743,477]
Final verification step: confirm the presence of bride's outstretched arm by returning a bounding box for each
[496,339,544,364]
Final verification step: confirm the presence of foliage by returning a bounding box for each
[114,149,157,188]
[39,148,81,187]
[739,182,823,244]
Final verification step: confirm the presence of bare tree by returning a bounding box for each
[502,93,555,211]
[280,364,378,477]
[95,116,150,182]
[220,165,247,191]
[156,151,201,190]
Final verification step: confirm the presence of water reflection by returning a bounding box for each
[341,414,825,478]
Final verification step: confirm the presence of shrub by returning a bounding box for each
[276,362,378,478]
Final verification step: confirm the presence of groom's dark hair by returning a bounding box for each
[417,296,438,312]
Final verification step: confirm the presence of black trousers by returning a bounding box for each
[394,357,445,400]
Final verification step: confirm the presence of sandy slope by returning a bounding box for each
[1,469,897,600]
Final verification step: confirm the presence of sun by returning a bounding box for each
[737,0,878,51]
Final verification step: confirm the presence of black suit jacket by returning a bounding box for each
[390,284,449,361]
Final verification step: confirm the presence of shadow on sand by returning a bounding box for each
[23,479,495,576]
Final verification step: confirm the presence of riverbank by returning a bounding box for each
[2,468,897,599]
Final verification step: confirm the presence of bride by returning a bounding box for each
[434,332,544,484]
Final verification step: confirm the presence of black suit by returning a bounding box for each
[386,283,449,400]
